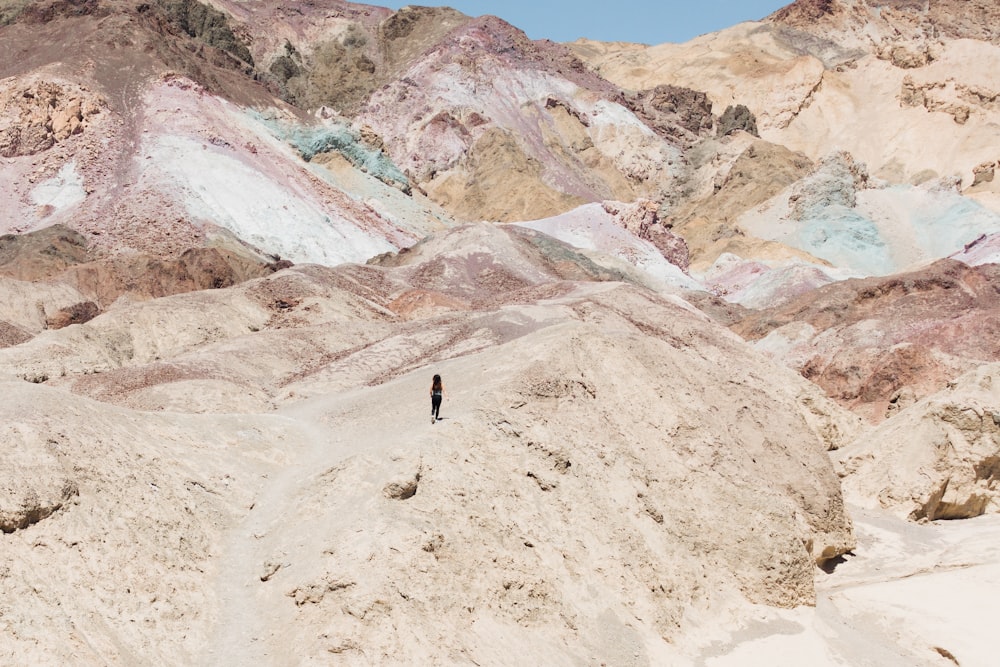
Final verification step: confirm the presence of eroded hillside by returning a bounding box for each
[2,0,1000,665]
[1,223,859,664]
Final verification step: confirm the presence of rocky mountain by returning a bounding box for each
[571,0,1000,272]
[2,0,1000,664]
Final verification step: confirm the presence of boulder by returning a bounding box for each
[0,423,78,533]
[46,301,100,329]
[836,363,1000,521]
[717,104,759,138]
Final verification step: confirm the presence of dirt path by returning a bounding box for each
[200,409,331,667]
[201,351,492,666]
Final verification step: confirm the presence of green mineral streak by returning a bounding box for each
[252,113,410,193]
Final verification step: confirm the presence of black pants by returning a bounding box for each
[431,393,442,419]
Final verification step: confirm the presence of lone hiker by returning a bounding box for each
[430,374,444,423]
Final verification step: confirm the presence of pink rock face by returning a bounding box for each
[602,200,690,271]
[351,14,694,221]
[0,70,419,264]
[705,258,837,311]
[734,259,1000,421]
[951,232,1000,267]
[705,259,772,298]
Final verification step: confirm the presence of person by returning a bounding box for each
[430,374,444,423]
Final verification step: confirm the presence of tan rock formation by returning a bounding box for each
[836,363,1000,521]
[602,199,690,270]
[423,127,588,222]
[0,79,105,157]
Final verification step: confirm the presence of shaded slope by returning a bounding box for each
[0,224,285,307]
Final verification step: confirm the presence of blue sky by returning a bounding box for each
[376,1,791,45]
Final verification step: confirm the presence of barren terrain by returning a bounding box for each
[2,0,1000,665]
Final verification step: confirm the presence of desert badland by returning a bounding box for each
[2,0,1000,664]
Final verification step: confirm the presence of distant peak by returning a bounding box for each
[769,0,844,25]
[768,0,1000,47]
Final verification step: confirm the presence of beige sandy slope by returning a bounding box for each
[0,224,861,664]
[245,286,856,656]
[0,381,301,665]
[5,262,996,665]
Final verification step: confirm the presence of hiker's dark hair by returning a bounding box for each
[432,374,442,390]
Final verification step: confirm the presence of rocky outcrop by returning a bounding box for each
[786,151,870,220]
[836,363,1000,521]
[624,84,714,147]
[0,423,79,533]
[898,75,993,125]
[972,160,998,186]
[0,275,91,342]
[0,80,105,157]
[11,0,105,25]
[147,0,255,67]
[717,104,759,137]
[233,3,471,112]
[603,199,690,271]
[880,42,936,69]
[769,0,843,24]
